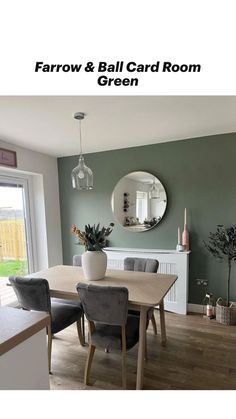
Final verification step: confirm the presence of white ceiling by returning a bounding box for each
[125,172,155,183]
[125,172,165,191]
[0,96,236,158]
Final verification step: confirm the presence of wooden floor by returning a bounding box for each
[49,310,236,390]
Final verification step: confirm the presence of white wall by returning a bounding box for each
[0,139,62,269]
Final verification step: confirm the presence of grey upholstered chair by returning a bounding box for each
[72,254,85,336]
[76,282,141,389]
[124,257,159,336]
[73,254,82,266]
[9,276,85,373]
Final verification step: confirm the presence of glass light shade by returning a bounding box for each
[71,155,93,190]
[149,180,160,199]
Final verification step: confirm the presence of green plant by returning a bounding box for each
[71,222,114,251]
[203,225,236,307]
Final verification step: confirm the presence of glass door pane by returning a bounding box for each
[0,181,30,306]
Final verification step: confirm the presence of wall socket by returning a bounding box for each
[196,279,208,286]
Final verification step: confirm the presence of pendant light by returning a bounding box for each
[149,178,160,199]
[71,112,93,190]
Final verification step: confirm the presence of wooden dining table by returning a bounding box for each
[30,265,177,389]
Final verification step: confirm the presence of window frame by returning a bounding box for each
[0,173,35,274]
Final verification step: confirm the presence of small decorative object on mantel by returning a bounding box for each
[0,148,17,168]
[202,293,215,319]
[203,224,236,325]
[176,226,185,251]
[71,222,114,280]
[182,208,190,251]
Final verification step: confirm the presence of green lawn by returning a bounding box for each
[0,260,28,277]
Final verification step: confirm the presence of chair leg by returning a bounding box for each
[84,344,96,385]
[121,325,127,389]
[81,314,85,342]
[77,319,85,346]
[47,324,52,374]
[144,332,148,361]
[151,312,158,335]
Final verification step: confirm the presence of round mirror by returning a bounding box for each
[111,171,167,232]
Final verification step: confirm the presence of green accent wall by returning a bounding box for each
[57,133,236,305]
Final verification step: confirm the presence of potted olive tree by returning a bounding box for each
[71,222,114,280]
[204,224,236,325]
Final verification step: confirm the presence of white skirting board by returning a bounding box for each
[187,303,203,314]
[157,303,203,314]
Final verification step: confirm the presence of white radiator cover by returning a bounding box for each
[104,247,190,315]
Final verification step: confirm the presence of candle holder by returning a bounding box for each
[176,244,185,252]
[176,226,185,251]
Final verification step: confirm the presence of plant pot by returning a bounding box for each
[82,250,107,281]
[216,298,236,325]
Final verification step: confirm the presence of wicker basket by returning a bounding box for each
[216,298,236,325]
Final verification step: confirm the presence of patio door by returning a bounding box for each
[0,175,33,305]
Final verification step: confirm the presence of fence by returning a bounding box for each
[0,219,27,261]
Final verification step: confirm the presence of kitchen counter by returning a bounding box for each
[0,306,50,390]
[0,306,50,356]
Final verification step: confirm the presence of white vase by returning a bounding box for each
[82,250,107,281]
